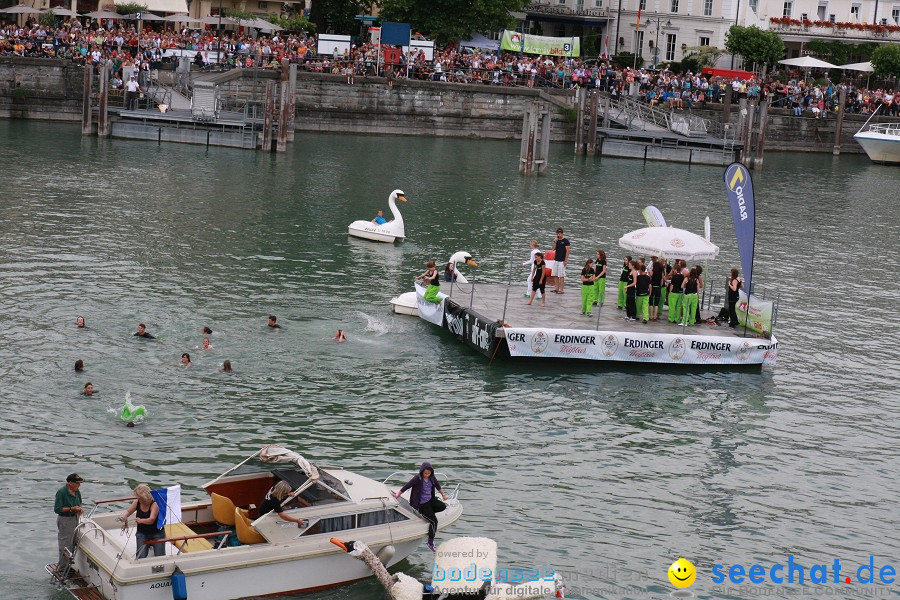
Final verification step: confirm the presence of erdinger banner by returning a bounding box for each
[415,283,447,326]
[737,290,774,334]
[504,328,777,365]
[724,162,755,295]
[444,303,499,357]
[500,31,580,57]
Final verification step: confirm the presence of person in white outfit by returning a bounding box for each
[523,240,542,298]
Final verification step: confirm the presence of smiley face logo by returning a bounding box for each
[667,558,696,588]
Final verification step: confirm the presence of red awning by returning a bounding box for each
[701,67,755,80]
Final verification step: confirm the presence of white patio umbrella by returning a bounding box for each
[163,14,203,23]
[42,7,79,16]
[0,4,42,13]
[837,61,874,72]
[778,56,838,69]
[124,12,164,21]
[84,10,124,19]
[618,226,720,261]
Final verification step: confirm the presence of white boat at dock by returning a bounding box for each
[854,122,900,165]
[48,445,462,600]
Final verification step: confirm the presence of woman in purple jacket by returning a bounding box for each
[394,461,449,552]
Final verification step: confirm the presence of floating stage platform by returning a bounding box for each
[420,283,777,367]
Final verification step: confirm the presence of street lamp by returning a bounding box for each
[653,17,671,68]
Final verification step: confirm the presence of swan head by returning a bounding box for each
[449,251,478,267]
[390,189,407,202]
[330,538,368,557]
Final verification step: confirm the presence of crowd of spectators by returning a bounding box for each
[2,15,896,117]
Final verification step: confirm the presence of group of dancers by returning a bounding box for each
[523,245,744,327]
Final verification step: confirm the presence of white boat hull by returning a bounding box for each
[347,221,403,244]
[390,291,419,315]
[854,130,900,164]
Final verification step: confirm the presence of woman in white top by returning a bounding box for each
[522,240,542,298]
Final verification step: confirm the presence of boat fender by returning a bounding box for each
[171,566,188,600]
[375,544,395,565]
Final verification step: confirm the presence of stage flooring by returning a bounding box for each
[446,282,747,339]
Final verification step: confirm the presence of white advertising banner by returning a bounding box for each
[415,283,447,326]
[737,290,774,335]
[504,328,777,366]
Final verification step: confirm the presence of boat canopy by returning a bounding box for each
[259,445,319,480]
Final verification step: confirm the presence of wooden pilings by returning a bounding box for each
[574,88,586,155]
[833,87,847,156]
[286,63,297,143]
[519,101,551,176]
[587,90,599,155]
[753,101,768,170]
[262,80,275,152]
[97,63,109,138]
[81,65,93,135]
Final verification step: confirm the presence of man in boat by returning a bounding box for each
[54,473,84,576]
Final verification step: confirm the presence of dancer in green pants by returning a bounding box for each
[668,262,685,323]
[416,261,442,304]
[680,268,700,325]
[635,267,651,323]
[616,255,631,309]
[580,259,596,315]
[592,250,607,307]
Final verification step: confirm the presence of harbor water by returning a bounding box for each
[0,120,898,600]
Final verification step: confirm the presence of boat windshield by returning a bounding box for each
[219,453,350,505]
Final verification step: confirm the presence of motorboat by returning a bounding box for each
[854,122,900,165]
[48,445,463,600]
[348,189,408,242]
[390,252,478,316]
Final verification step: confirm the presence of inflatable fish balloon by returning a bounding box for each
[119,392,147,424]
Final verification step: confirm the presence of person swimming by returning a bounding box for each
[334,329,347,342]
[200,337,212,350]
[180,353,192,367]
[201,326,212,334]
[74,359,84,372]
[76,315,85,328]
[83,382,96,396]
[221,360,232,373]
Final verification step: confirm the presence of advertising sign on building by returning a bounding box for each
[500,31,580,57]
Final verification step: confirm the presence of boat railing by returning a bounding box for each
[87,496,137,518]
[867,123,900,135]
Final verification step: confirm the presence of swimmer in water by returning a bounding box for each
[76,315,85,328]
[75,359,84,372]
[221,360,232,373]
[267,315,281,329]
[180,353,192,367]
[83,382,95,396]
[200,337,212,350]
[334,329,347,342]
[201,326,212,334]
[133,324,155,339]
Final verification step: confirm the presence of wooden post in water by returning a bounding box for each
[97,62,109,138]
[262,81,275,152]
[574,88,585,155]
[833,87,847,156]
[742,100,756,164]
[587,91,599,155]
[519,103,532,174]
[287,63,297,142]
[602,96,610,129]
[754,100,768,170]
[722,85,733,125]
[276,59,290,152]
[81,65,93,136]
[537,103,552,175]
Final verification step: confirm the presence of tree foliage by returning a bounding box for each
[378,0,530,46]
[309,0,369,35]
[724,25,785,67]
[224,8,256,22]
[870,44,900,77]
[805,40,876,64]
[114,2,149,15]
[267,13,316,33]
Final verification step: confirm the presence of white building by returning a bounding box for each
[518,0,899,67]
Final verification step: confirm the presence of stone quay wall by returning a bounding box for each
[0,57,83,121]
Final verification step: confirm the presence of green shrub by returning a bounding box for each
[11,86,29,103]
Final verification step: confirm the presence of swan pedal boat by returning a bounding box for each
[47,445,462,600]
[348,189,407,243]
[390,252,478,316]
